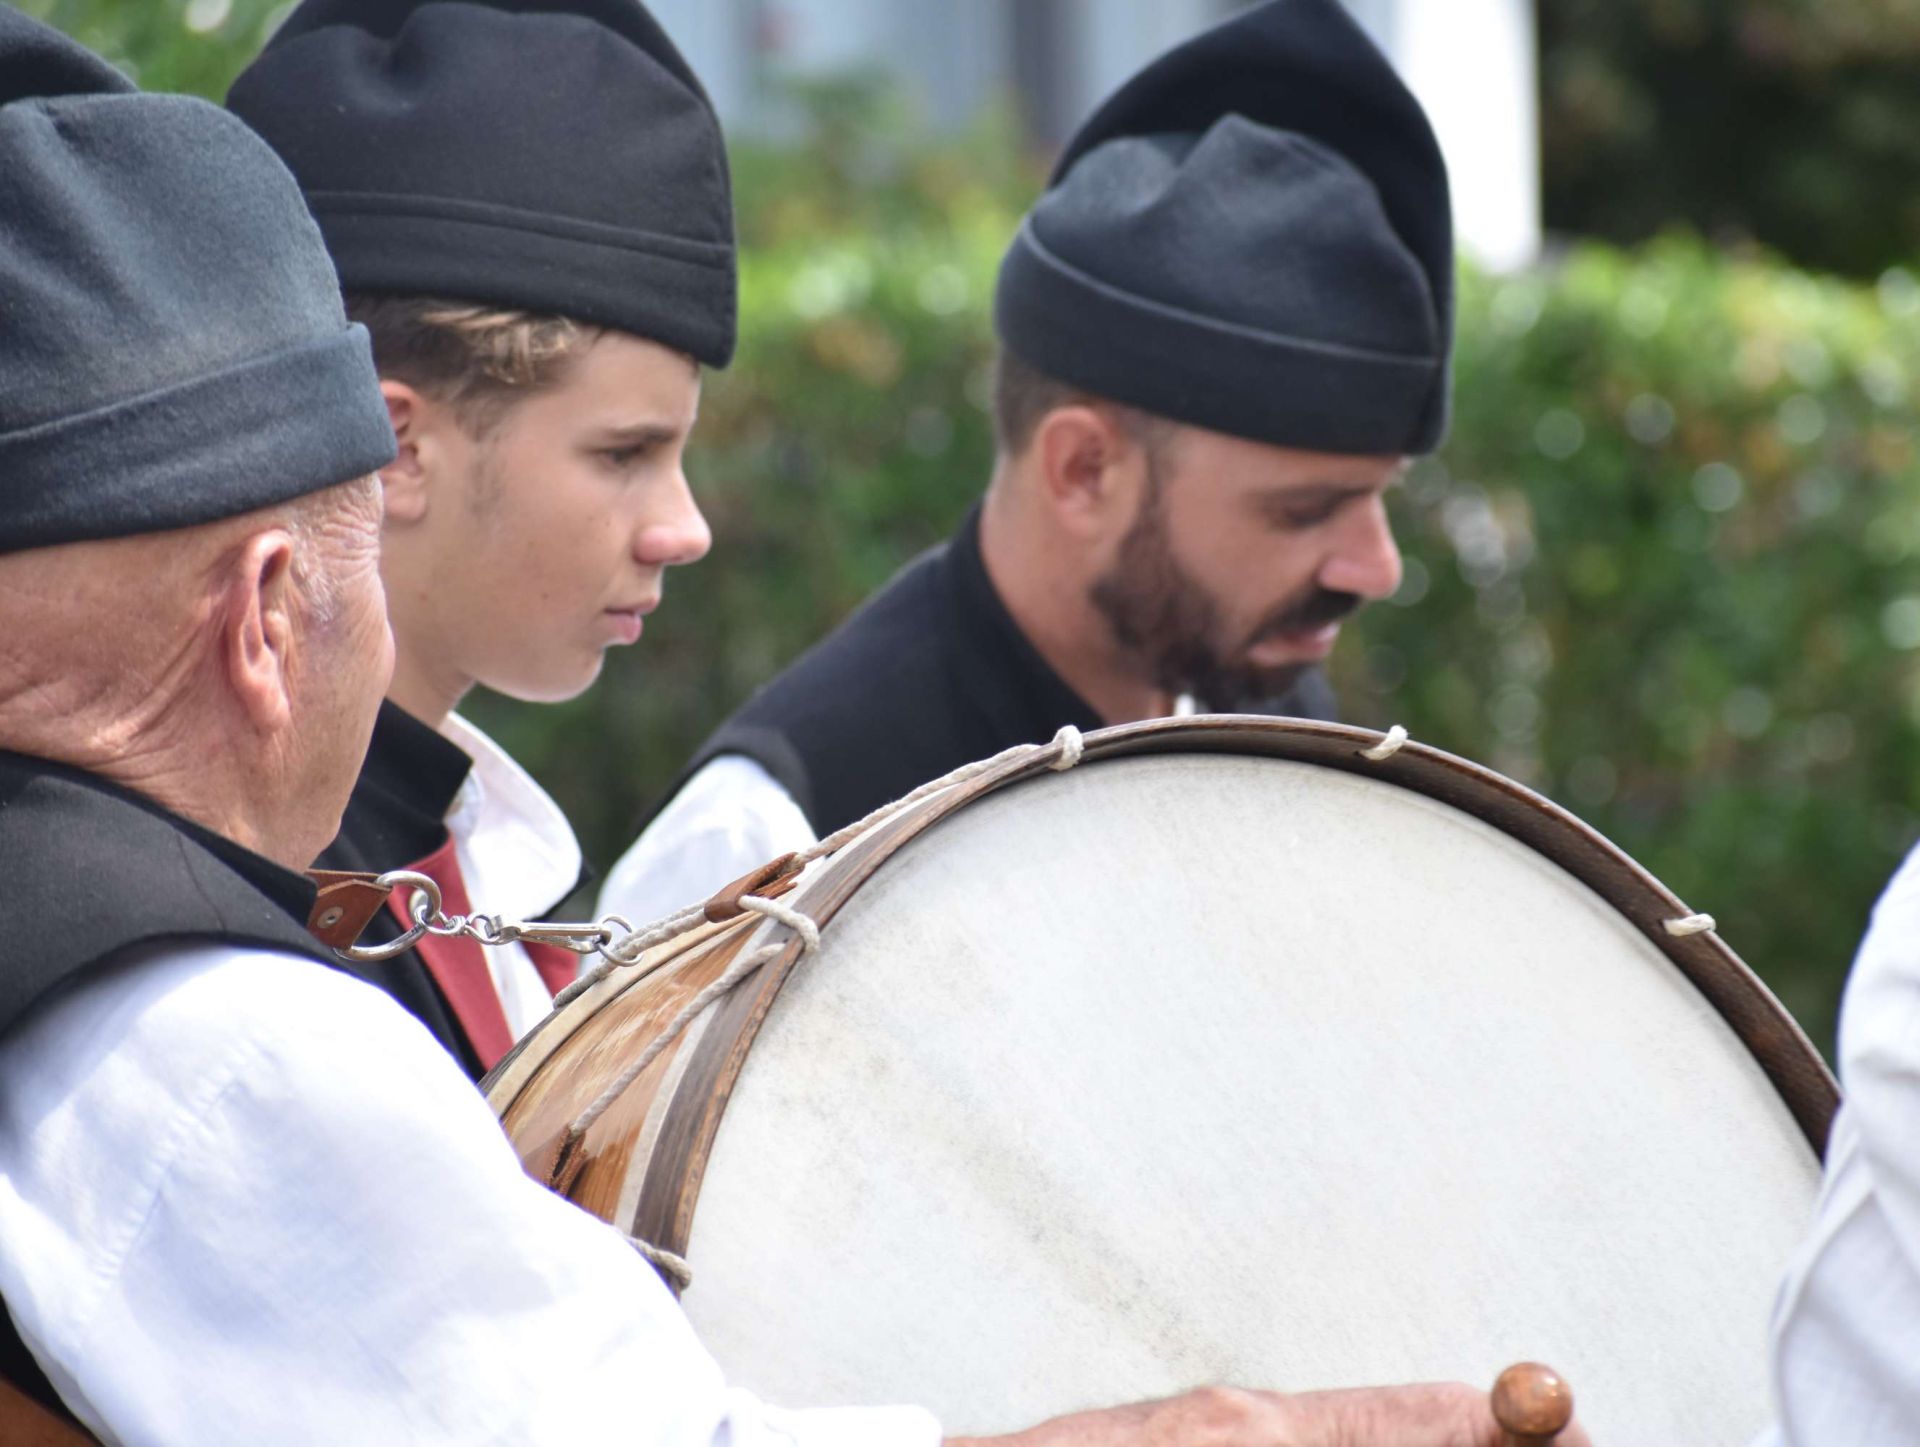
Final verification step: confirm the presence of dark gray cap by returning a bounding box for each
[994,0,1453,456]
[228,0,737,369]
[0,8,395,556]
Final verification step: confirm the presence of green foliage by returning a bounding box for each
[1542,0,1920,276]
[24,6,1914,1050]
[33,0,1920,277]
[477,223,1920,1057]
[1342,240,1920,1046]
[15,0,284,96]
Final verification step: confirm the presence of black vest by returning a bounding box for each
[0,751,349,1424]
[655,505,1338,840]
[312,701,489,1078]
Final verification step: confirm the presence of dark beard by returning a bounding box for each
[1088,476,1361,712]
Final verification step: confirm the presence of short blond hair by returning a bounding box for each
[345,293,601,432]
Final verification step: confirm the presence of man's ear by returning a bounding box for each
[220,528,299,735]
[1031,404,1140,540]
[378,380,436,525]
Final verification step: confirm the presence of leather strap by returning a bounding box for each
[304,863,579,1041]
[0,1373,96,1447]
[386,837,517,1070]
[703,853,803,923]
[305,870,394,949]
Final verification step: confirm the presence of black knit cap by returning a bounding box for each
[994,0,1453,456]
[0,8,395,557]
[228,0,736,369]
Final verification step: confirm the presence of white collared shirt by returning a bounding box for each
[0,940,940,1447]
[598,754,815,934]
[1751,842,1920,1444]
[439,712,583,1038]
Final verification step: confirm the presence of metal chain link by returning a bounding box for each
[338,869,633,965]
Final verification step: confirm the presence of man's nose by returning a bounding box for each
[1316,495,1402,601]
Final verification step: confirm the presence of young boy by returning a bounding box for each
[228,0,730,1077]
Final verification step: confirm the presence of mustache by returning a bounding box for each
[1251,587,1363,642]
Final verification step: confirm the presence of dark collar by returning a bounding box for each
[0,749,333,1038]
[324,699,474,868]
[943,502,1105,744]
[360,698,474,817]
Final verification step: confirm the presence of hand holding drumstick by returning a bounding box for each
[950,1363,1589,1447]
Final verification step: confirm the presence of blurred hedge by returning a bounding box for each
[473,217,1920,1054]
[1346,243,1920,1046]
[22,2,1920,1048]
[1541,0,1920,277]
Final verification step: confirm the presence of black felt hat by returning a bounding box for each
[228,0,736,369]
[0,8,394,557]
[994,0,1453,456]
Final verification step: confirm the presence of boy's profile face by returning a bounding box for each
[383,330,710,709]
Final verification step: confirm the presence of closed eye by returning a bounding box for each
[1255,489,1369,531]
[592,424,682,471]
[1276,499,1348,529]
[600,442,659,468]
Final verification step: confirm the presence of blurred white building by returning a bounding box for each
[645,0,1540,271]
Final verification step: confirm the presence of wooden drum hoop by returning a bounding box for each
[486,715,1837,1268]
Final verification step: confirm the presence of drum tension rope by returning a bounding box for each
[1355,724,1718,940]
[320,719,1719,1290]
[314,726,1087,1293]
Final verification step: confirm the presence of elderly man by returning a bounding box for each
[603,0,1442,923]
[0,9,1567,1445]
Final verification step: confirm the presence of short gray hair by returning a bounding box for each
[284,474,380,624]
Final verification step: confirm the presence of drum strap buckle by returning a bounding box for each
[306,868,636,965]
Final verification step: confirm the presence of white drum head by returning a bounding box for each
[681,753,1818,1443]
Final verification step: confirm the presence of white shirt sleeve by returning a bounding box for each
[0,944,939,1447]
[1758,844,1920,1445]
[599,755,817,928]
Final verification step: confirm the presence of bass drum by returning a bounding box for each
[488,717,1835,1444]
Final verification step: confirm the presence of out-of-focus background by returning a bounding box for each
[28,0,1920,1050]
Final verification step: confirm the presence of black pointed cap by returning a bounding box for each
[228,0,736,368]
[994,0,1453,455]
[0,8,395,556]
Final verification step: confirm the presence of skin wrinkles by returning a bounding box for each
[0,476,392,870]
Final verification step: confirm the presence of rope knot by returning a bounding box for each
[1049,724,1085,771]
[739,894,821,953]
[1664,912,1716,937]
[628,1234,693,1293]
[1360,725,1409,762]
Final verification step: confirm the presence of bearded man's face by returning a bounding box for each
[1088,427,1407,709]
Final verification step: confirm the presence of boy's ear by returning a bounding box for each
[219,527,299,736]
[378,380,434,525]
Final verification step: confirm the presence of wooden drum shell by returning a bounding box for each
[488,717,1836,1442]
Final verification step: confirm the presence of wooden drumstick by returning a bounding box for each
[1491,1362,1573,1445]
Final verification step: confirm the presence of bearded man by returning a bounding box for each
[601,0,1449,923]
[0,9,1583,1444]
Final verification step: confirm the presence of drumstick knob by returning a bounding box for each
[1491,1362,1573,1445]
